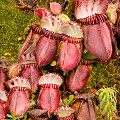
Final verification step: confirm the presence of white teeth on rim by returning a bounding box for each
[38,73,63,86]
[7,77,31,89]
[41,16,62,34]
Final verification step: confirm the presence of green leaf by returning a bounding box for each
[69,95,74,101]
[2,119,12,120]
[102,104,108,115]
[63,71,68,76]
[67,100,75,106]
[82,50,97,59]
[10,111,15,118]
[50,61,56,66]
[99,91,105,101]
[66,95,75,106]
[100,101,106,109]
[7,114,13,119]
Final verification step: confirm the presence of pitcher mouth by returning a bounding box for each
[40,84,60,89]
[6,77,31,90]
[62,35,83,44]
[42,28,64,40]
[75,0,109,25]
[38,73,63,86]
[54,106,74,118]
[79,13,108,25]
[11,86,30,91]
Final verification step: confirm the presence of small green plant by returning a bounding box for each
[61,95,75,106]
[2,111,23,120]
[97,87,118,120]
[63,71,69,76]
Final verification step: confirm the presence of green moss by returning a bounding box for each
[63,0,77,22]
[0,0,41,59]
[89,59,120,90]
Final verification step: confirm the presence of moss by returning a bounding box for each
[89,59,120,90]
[0,0,41,59]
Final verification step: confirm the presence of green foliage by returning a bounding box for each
[97,87,118,120]
[67,0,73,12]
[61,95,75,106]
[2,111,23,120]
[63,71,69,76]
[89,60,120,89]
[0,0,41,59]
[50,61,56,66]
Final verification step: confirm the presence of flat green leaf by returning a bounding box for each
[50,61,56,66]
[69,95,74,101]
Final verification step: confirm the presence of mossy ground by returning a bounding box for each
[0,0,120,119]
[0,0,39,59]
